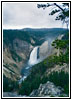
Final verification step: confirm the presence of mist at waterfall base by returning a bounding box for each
[19,46,41,84]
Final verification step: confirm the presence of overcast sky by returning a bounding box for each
[3,2,67,29]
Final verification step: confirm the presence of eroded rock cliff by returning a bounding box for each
[3,39,33,80]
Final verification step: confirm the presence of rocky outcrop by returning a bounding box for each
[30,81,67,97]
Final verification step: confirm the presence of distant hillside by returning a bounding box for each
[3,28,67,46]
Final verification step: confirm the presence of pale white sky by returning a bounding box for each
[3,2,67,29]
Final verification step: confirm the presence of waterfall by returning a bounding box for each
[19,46,39,84]
[28,46,39,65]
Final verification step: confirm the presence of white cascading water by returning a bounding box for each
[28,46,39,65]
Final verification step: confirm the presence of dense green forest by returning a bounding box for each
[3,75,19,92]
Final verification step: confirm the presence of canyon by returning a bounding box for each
[3,28,69,97]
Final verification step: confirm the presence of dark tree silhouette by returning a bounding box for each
[37,3,69,29]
